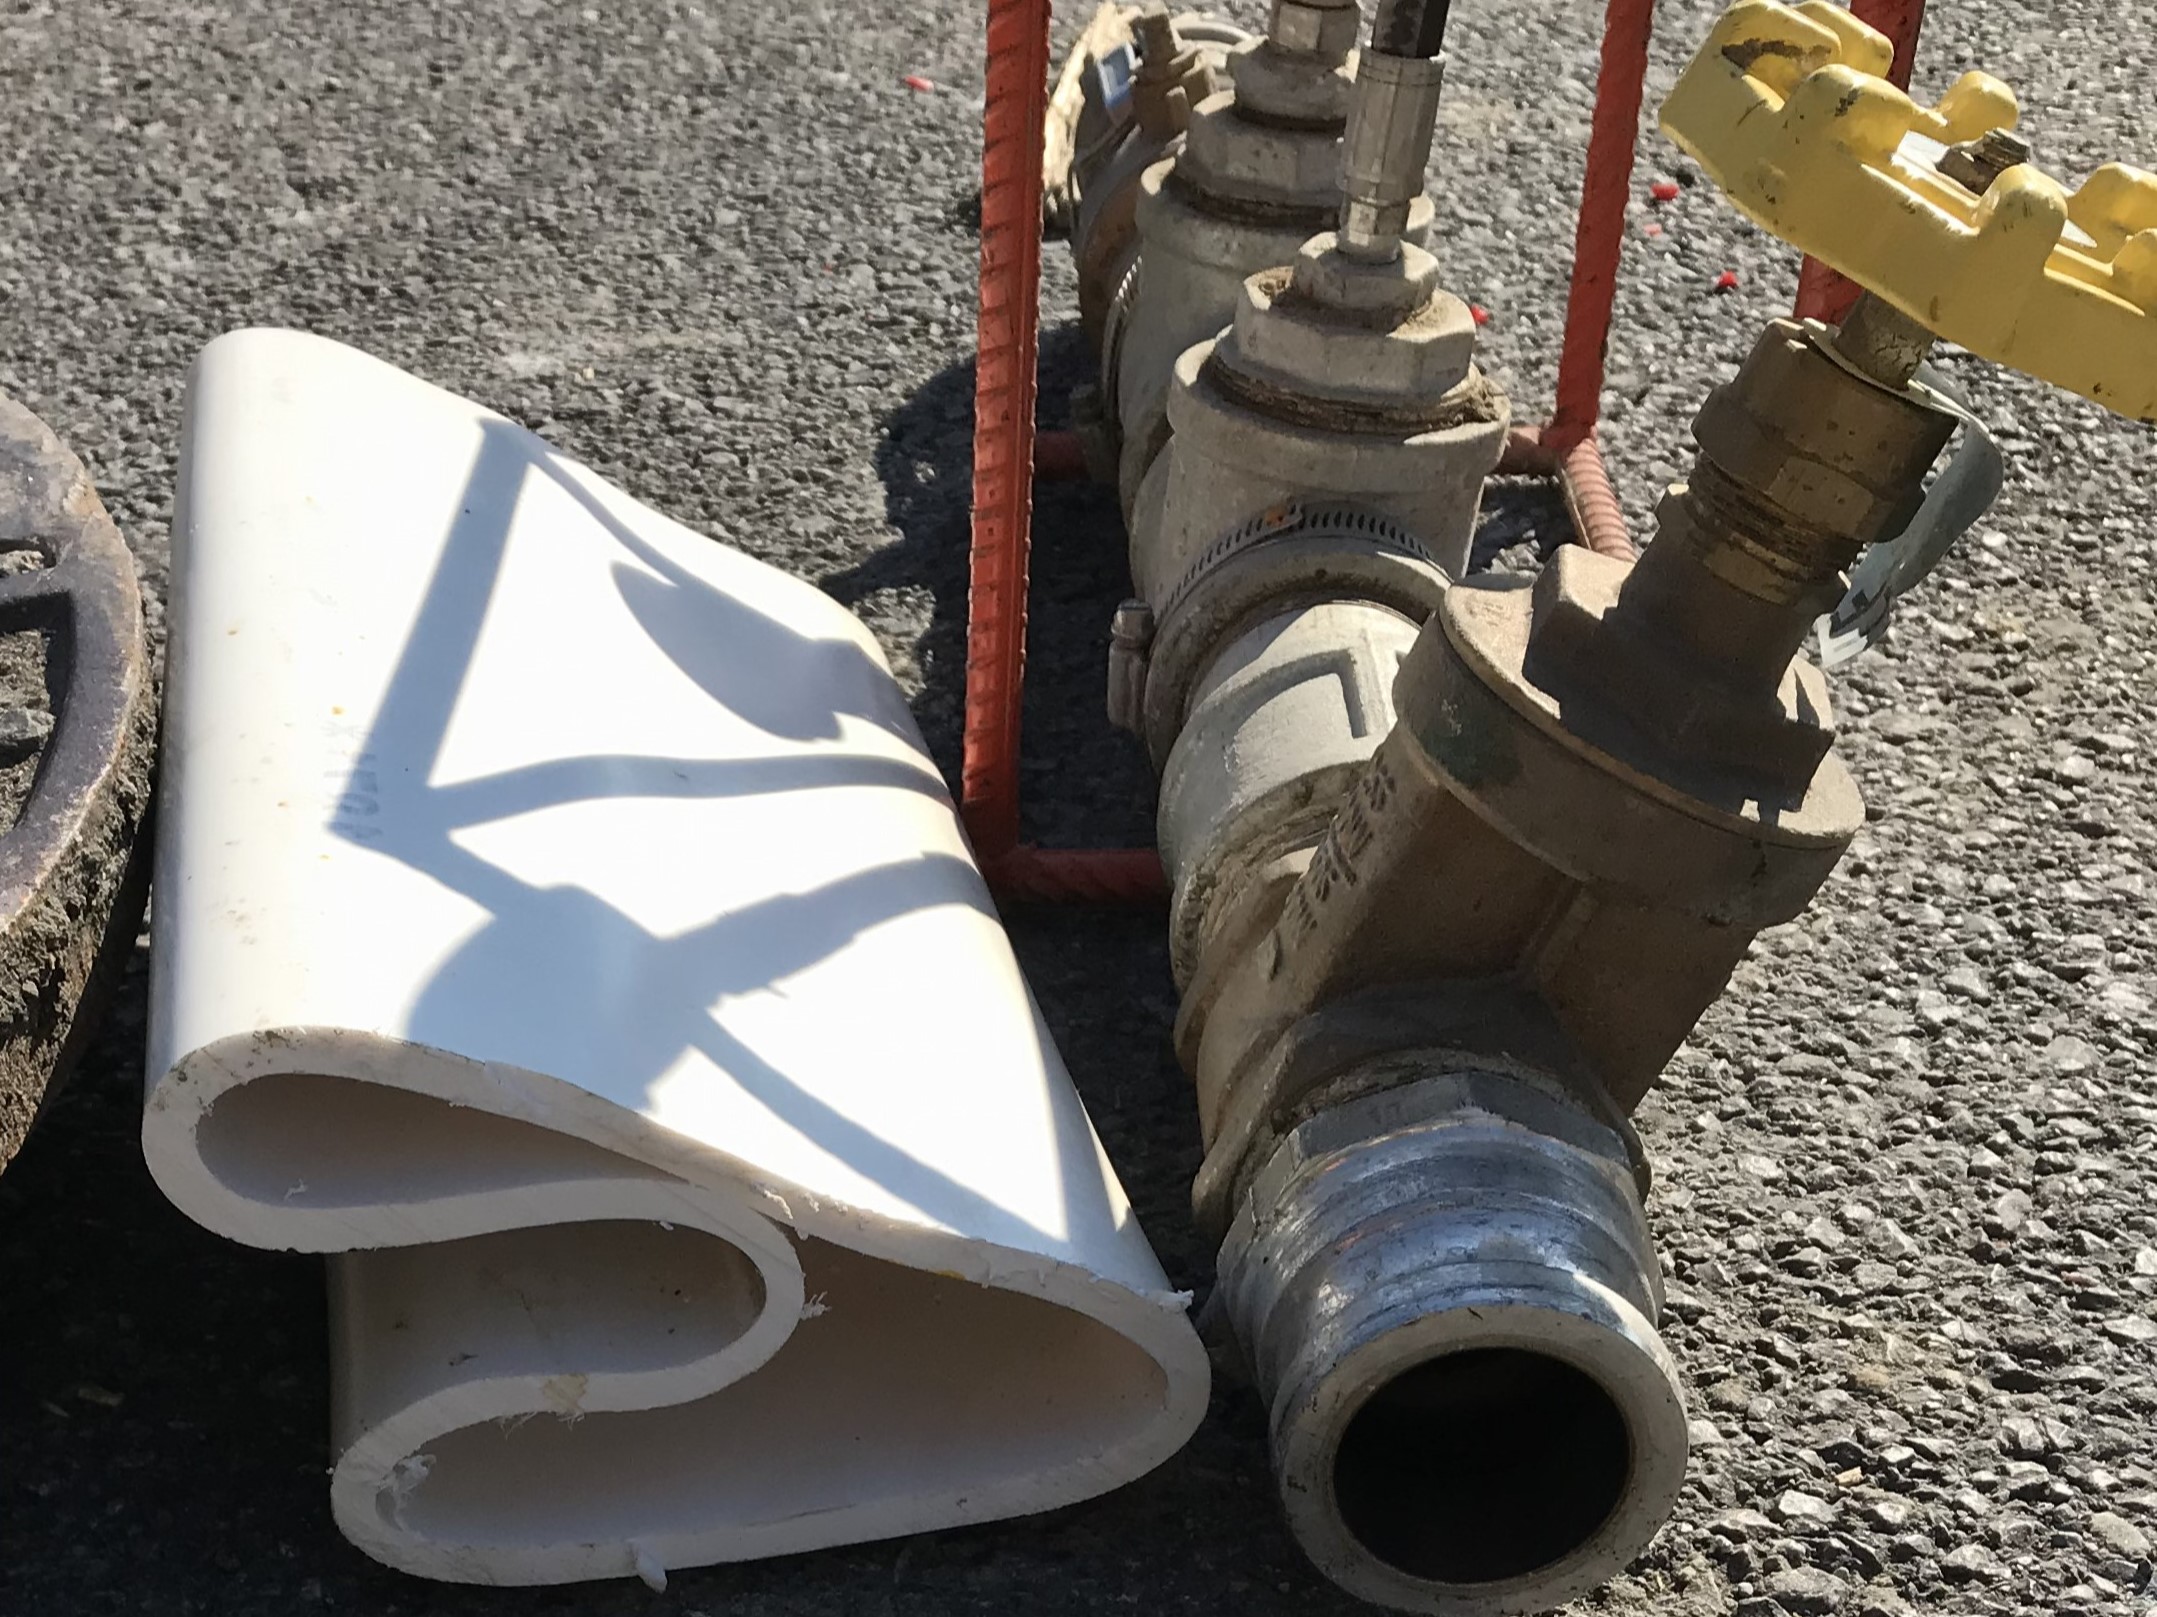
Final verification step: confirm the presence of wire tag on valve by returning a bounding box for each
[1092,42,1138,117]
[1815,368,2004,668]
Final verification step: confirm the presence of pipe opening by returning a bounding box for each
[1332,1346,1631,1586]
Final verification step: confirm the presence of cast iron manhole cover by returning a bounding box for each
[0,392,155,1177]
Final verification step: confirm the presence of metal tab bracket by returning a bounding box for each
[1815,366,2004,666]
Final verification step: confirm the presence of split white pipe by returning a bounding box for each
[144,330,1208,1585]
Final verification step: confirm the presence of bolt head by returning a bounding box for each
[1267,0,1358,59]
[1980,127,2034,165]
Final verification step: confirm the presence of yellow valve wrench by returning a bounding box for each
[1662,0,2157,424]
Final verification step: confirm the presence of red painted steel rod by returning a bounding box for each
[961,0,1053,862]
[1865,0,1928,87]
[962,0,1165,903]
[1795,0,1927,322]
[984,847,1169,905]
[1548,0,1659,447]
[1499,426,1635,558]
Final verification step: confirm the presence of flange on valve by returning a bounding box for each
[1161,5,2157,1615]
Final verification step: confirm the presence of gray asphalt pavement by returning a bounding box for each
[2,2,2154,1615]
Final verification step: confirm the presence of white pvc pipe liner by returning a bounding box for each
[143,329,1209,1587]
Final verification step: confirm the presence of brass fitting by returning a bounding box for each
[1131,8,1214,142]
[1530,317,1958,791]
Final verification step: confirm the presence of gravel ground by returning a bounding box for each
[2,2,2155,1615]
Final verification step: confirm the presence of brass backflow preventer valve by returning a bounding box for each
[1180,4,2157,1613]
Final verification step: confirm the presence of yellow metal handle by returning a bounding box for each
[1660,0,2157,424]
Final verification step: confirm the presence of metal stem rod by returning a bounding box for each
[1370,0,1453,57]
[1337,0,1452,260]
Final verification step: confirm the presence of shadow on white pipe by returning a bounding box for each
[143,329,1208,1586]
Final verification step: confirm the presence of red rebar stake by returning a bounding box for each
[961,0,1168,902]
[1794,0,1927,322]
[961,0,1053,866]
[1548,0,1658,454]
[1520,0,1659,560]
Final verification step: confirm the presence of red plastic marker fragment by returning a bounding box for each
[1650,179,1680,203]
[1714,269,1740,292]
[904,74,935,92]
[1470,304,1490,326]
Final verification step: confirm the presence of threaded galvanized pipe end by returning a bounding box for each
[1212,1067,1688,1615]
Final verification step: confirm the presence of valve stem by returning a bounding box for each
[1937,126,2034,195]
[1337,0,1451,261]
[1833,126,2038,391]
[1833,293,1935,389]
[1369,0,1453,58]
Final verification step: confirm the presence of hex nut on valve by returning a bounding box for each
[1228,2,1360,127]
[1177,88,1350,210]
[1265,0,1359,59]
[1216,241,1482,420]
[1937,126,2034,194]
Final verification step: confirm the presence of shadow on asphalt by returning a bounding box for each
[834,318,1158,853]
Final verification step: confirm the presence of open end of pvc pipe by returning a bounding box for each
[179,1072,1183,1580]
[1332,1347,1631,1586]
[195,1073,644,1209]
[367,1239,1172,1558]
